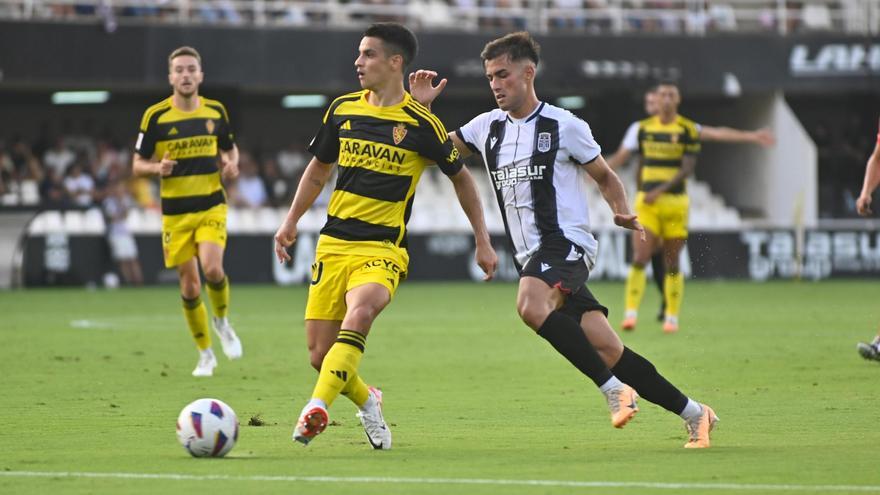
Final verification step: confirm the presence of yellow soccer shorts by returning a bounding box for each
[635,192,689,240]
[161,204,228,268]
[305,251,407,321]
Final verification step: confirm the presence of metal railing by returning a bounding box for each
[0,0,878,35]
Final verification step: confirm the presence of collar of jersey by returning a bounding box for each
[506,101,544,125]
[168,95,203,114]
[360,91,411,112]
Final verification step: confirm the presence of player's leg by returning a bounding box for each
[177,257,216,376]
[196,213,241,359]
[622,222,658,331]
[661,238,686,333]
[305,319,372,408]
[561,292,718,448]
[518,258,637,429]
[295,255,400,447]
[651,243,666,322]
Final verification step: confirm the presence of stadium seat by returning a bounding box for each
[82,208,106,234]
[62,210,85,233]
[802,4,832,29]
[20,180,40,205]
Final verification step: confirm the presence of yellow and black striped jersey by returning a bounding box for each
[636,114,700,194]
[134,96,235,217]
[308,90,464,259]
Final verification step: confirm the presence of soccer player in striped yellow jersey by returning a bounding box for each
[273,23,498,449]
[132,46,243,377]
[621,82,700,334]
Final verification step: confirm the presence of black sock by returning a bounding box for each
[537,311,613,387]
[651,251,665,296]
[611,347,688,414]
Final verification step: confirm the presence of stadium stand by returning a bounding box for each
[0,0,877,35]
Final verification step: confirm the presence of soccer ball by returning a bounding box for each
[176,398,239,457]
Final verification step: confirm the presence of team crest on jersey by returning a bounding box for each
[205,119,215,135]
[537,132,552,152]
[392,123,407,145]
[670,133,679,144]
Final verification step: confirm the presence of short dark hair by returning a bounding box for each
[655,79,679,89]
[480,31,540,66]
[168,46,202,68]
[363,23,418,69]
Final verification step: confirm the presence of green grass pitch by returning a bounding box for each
[1,280,879,494]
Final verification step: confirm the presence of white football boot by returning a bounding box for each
[212,316,243,360]
[356,386,392,450]
[192,349,217,377]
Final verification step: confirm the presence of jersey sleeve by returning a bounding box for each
[134,109,157,159]
[455,111,491,156]
[620,121,640,152]
[418,122,464,176]
[682,120,701,155]
[213,102,235,151]
[307,104,340,164]
[566,117,602,165]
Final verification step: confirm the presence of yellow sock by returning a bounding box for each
[311,330,365,408]
[341,372,370,408]
[182,296,211,350]
[206,276,230,319]
[664,272,684,317]
[624,265,647,312]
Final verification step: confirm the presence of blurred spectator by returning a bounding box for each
[39,167,70,209]
[103,179,143,286]
[43,137,76,177]
[198,0,244,24]
[63,158,96,208]
[9,138,43,182]
[551,0,587,30]
[230,152,268,207]
[261,157,293,207]
[277,142,308,182]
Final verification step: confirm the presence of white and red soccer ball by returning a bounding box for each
[176,398,239,457]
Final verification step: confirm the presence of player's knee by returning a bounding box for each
[203,266,225,283]
[517,300,550,331]
[346,305,378,330]
[180,279,201,299]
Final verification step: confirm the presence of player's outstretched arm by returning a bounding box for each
[408,70,447,111]
[857,141,880,216]
[699,125,775,147]
[274,157,333,263]
[584,155,645,241]
[448,166,498,280]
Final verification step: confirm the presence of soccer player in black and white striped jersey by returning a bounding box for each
[410,31,718,448]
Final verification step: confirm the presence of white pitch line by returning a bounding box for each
[1,471,879,492]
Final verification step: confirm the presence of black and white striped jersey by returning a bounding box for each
[455,102,602,268]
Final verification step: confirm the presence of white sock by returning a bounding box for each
[598,376,625,395]
[200,348,215,359]
[624,310,638,320]
[679,399,702,421]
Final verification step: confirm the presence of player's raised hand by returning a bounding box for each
[159,152,177,176]
[614,213,646,242]
[857,194,873,216]
[475,242,498,281]
[408,70,446,108]
[273,221,297,263]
